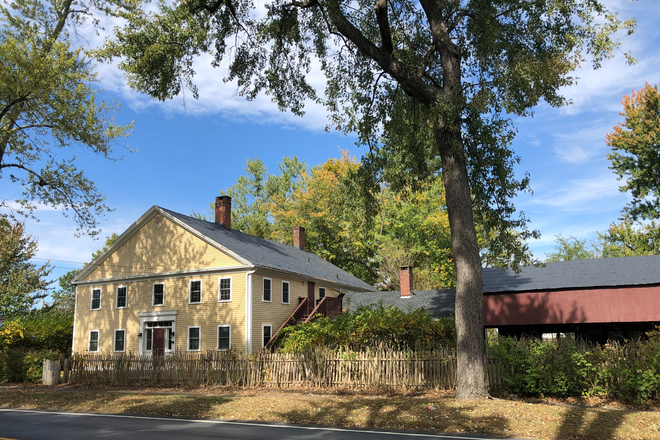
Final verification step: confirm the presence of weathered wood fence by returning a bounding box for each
[68,348,508,391]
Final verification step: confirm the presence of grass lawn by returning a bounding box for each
[1,385,660,439]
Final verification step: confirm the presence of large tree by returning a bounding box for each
[607,83,660,221]
[105,0,633,398]
[0,216,52,317]
[0,0,134,236]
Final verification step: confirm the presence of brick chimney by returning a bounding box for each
[293,226,305,251]
[215,196,231,230]
[400,266,413,298]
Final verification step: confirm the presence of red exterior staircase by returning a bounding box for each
[265,296,343,349]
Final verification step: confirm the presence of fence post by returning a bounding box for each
[42,359,61,386]
[62,358,71,383]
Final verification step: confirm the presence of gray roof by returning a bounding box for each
[483,255,660,293]
[343,290,456,318]
[344,255,660,317]
[160,207,374,292]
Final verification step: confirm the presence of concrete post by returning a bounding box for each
[42,359,61,386]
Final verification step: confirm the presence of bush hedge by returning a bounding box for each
[0,312,72,383]
[277,304,456,353]
[488,331,660,401]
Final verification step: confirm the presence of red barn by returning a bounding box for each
[483,255,660,342]
[346,257,660,343]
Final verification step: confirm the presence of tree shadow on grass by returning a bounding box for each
[117,394,233,419]
[274,396,511,438]
[555,405,627,440]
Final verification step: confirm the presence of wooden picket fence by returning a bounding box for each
[69,348,509,391]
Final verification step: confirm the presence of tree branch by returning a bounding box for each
[324,0,441,104]
[375,0,393,54]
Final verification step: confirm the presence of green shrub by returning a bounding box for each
[488,332,660,402]
[0,312,73,355]
[277,304,455,353]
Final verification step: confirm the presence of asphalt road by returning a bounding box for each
[0,408,528,440]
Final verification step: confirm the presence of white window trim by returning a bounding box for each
[189,279,203,304]
[89,330,100,353]
[218,277,232,302]
[217,325,231,351]
[262,324,272,348]
[116,285,128,309]
[90,288,101,311]
[281,281,290,304]
[262,277,272,303]
[188,326,201,351]
[319,287,326,299]
[152,282,165,307]
[114,329,126,353]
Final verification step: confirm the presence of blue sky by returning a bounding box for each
[5,0,660,292]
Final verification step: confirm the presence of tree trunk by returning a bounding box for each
[435,126,488,400]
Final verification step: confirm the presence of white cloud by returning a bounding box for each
[527,174,626,213]
[551,121,613,164]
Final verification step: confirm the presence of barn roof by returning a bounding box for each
[483,255,660,293]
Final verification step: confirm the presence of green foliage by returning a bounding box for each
[607,83,660,221]
[0,312,71,383]
[545,234,597,262]
[596,220,660,258]
[277,304,456,354]
[488,334,660,402]
[376,180,454,289]
[0,312,74,355]
[0,348,60,383]
[0,0,134,236]
[0,215,51,317]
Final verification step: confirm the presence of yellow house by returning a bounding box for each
[71,196,374,355]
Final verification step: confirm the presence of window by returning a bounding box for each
[218,277,231,302]
[114,329,126,352]
[263,278,272,302]
[217,325,231,351]
[91,289,101,310]
[263,324,272,348]
[89,330,99,352]
[281,281,290,304]
[319,287,326,299]
[116,286,127,308]
[153,283,164,306]
[189,280,202,304]
[188,326,201,351]
[146,329,153,351]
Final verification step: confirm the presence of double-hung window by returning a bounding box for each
[114,329,126,352]
[263,325,272,348]
[319,287,326,299]
[263,278,272,302]
[89,330,99,353]
[281,281,290,304]
[217,325,231,351]
[189,280,202,304]
[188,326,201,351]
[153,283,164,306]
[116,286,127,308]
[91,289,101,310]
[218,277,231,302]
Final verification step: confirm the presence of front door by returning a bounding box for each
[307,281,315,315]
[153,328,166,356]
